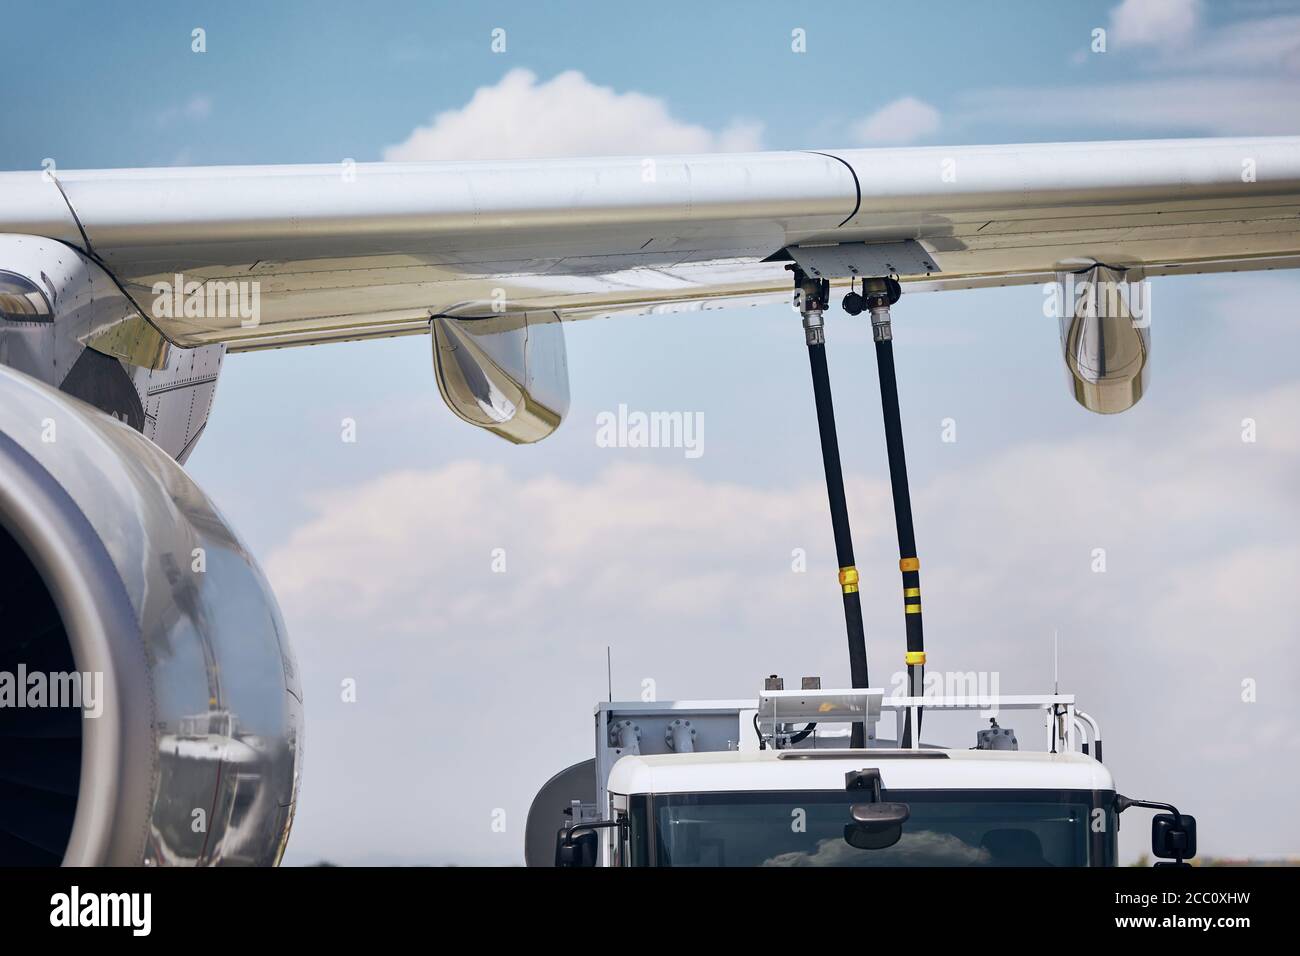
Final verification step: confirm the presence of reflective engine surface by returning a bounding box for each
[0,364,302,865]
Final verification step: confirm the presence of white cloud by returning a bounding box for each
[851,96,941,146]
[1109,0,1201,49]
[959,76,1300,135]
[1184,13,1300,73]
[383,68,764,161]
[154,94,212,127]
[967,6,1300,136]
[268,378,1300,865]
[267,460,874,640]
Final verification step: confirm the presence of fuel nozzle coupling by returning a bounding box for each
[860,276,903,342]
[803,309,825,346]
[870,302,892,342]
[788,265,831,345]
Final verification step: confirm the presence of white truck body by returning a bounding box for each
[524,687,1124,867]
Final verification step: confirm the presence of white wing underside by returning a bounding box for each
[3,136,1298,352]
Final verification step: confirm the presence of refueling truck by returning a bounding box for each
[524,267,1196,868]
[525,681,1197,868]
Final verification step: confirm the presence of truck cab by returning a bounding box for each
[528,683,1195,868]
[606,749,1116,867]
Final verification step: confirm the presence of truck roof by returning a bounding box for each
[607,748,1115,795]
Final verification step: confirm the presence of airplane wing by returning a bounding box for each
[2,136,1298,438]
[5,136,1298,352]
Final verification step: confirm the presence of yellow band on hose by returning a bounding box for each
[839,566,859,594]
[905,604,922,614]
[905,651,927,665]
[904,587,920,597]
[900,557,920,572]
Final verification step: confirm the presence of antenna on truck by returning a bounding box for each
[1053,629,1060,695]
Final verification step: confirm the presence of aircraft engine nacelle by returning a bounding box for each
[1055,264,1151,414]
[0,364,302,866]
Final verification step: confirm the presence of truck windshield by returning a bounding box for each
[633,790,1114,867]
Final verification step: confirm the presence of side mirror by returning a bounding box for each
[1115,794,1198,867]
[554,828,598,867]
[554,819,623,868]
[844,801,910,850]
[1152,813,1197,864]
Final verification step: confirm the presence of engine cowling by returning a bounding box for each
[0,363,302,865]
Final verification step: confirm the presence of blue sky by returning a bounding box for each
[6,0,1291,172]
[5,0,1300,865]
